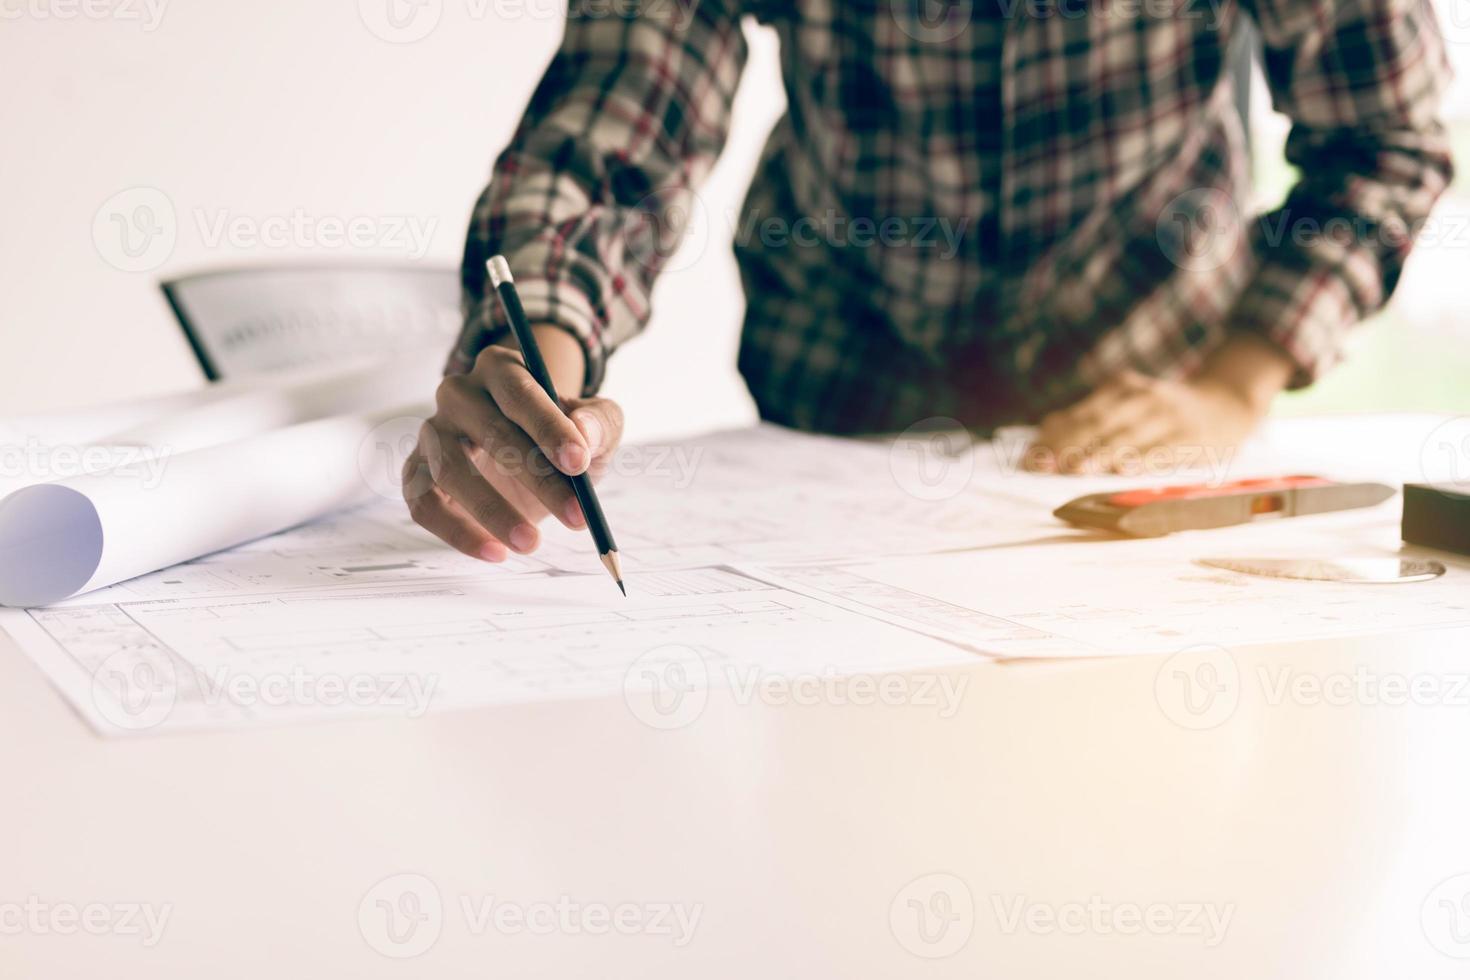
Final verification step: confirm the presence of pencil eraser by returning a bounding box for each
[1402,483,1470,556]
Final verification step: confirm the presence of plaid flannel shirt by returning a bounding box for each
[452,0,1453,433]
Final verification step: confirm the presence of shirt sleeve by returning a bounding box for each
[450,0,749,394]
[1229,0,1455,388]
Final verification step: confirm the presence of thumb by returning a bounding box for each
[564,397,625,458]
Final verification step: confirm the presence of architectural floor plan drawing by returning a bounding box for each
[3,562,975,735]
[56,499,568,605]
[4,419,1468,735]
[746,522,1470,659]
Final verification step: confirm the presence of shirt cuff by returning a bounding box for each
[1224,234,1380,390]
[447,266,609,397]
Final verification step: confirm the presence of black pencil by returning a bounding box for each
[487,255,625,596]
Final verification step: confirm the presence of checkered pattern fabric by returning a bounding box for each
[453,0,1453,433]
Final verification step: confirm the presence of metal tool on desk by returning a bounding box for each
[1198,557,1447,584]
[1054,476,1396,538]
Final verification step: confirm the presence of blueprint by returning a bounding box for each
[3,416,1466,735]
[744,518,1470,659]
[3,557,973,735]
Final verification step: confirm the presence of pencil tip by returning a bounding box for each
[600,551,625,594]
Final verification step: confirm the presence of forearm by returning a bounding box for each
[452,0,748,394]
[1230,0,1453,387]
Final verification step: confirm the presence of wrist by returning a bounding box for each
[1195,332,1294,417]
[496,323,588,398]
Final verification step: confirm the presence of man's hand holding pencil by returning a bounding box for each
[402,294,625,571]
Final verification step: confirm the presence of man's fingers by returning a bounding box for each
[402,448,507,561]
[1031,377,1169,473]
[1048,381,1135,431]
[1095,417,1183,473]
[479,350,589,475]
[1036,386,1131,452]
[411,360,626,550]
[423,422,541,554]
[438,379,583,528]
[1088,391,1163,447]
[565,397,625,460]
[406,485,509,562]
[479,440,584,529]
[1114,368,1155,391]
[1032,400,1117,473]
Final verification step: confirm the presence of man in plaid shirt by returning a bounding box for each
[406,0,1451,562]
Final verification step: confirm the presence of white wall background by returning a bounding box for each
[4,1,1467,435]
[0,0,785,442]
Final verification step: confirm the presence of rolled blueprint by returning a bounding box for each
[101,350,443,454]
[0,387,229,448]
[0,350,441,451]
[0,406,425,607]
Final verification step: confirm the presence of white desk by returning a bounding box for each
[3,413,1469,977]
[2,622,1469,977]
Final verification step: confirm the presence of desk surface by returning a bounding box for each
[2,622,1469,978]
[4,412,1470,978]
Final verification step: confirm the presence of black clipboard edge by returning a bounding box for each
[159,278,222,382]
[158,262,458,384]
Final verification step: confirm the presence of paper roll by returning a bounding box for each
[0,407,425,607]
